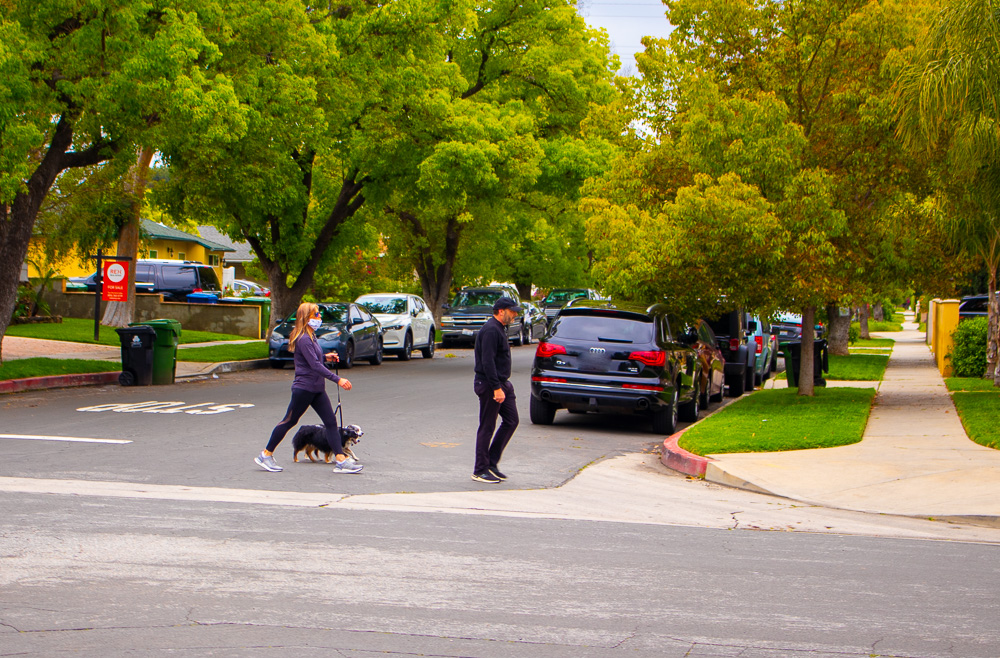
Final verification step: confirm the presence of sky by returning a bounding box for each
[576,0,673,75]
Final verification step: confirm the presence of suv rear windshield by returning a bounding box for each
[453,291,502,307]
[549,314,653,343]
[544,290,587,304]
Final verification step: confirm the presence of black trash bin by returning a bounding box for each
[780,338,828,388]
[116,325,156,386]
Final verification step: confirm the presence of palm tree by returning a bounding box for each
[895,0,1000,382]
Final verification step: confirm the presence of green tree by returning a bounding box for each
[895,0,1000,383]
[0,0,242,359]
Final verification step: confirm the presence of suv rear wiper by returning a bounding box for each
[597,336,632,343]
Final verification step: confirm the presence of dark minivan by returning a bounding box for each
[70,259,222,303]
[529,300,701,435]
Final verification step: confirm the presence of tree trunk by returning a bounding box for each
[0,114,115,361]
[798,306,816,397]
[515,281,532,301]
[397,212,462,324]
[872,302,884,322]
[859,303,871,340]
[102,146,155,328]
[825,304,850,356]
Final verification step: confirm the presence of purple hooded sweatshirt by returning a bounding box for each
[291,332,342,392]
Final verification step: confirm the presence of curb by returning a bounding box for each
[0,371,120,395]
[660,426,714,477]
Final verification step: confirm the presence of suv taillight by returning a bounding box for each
[729,338,740,351]
[755,335,763,354]
[535,342,567,358]
[193,287,203,293]
[629,350,665,367]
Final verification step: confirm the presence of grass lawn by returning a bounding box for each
[852,320,903,332]
[945,377,998,392]
[176,341,268,362]
[850,338,895,348]
[775,353,888,381]
[951,393,1000,450]
[0,358,118,381]
[678,387,876,455]
[849,348,892,355]
[6,317,249,346]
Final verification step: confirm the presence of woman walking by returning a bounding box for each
[254,302,363,474]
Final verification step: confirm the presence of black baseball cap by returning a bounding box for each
[493,297,521,312]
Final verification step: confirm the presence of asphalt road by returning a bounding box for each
[2,343,999,657]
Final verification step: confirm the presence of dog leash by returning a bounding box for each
[334,361,344,428]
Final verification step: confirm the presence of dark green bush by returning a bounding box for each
[848,324,860,344]
[950,317,988,378]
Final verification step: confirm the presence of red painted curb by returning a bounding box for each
[0,371,120,395]
[660,427,713,477]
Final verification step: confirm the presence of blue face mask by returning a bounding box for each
[308,318,322,330]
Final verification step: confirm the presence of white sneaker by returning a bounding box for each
[254,452,282,472]
[333,458,363,474]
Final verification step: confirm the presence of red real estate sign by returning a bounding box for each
[102,260,130,302]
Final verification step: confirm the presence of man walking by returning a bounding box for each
[472,297,521,483]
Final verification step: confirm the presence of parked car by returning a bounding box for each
[69,259,222,302]
[440,287,524,347]
[540,288,604,322]
[355,292,436,360]
[268,302,384,369]
[705,309,756,397]
[772,311,826,341]
[959,294,993,321]
[679,318,726,409]
[529,300,701,435]
[230,279,270,297]
[746,313,779,386]
[520,301,548,345]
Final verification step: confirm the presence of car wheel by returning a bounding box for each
[529,395,556,425]
[399,332,412,361]
[754,367,763,386]
[513,322,524,346]
[745,360,755,391]
[369,338,383,365]
[727,369,745,397]
[652,387,678,435]
[523,323,532,345]
[700,374,711,410]
[679,381,700,422]
[269,360,285,369]
[420,330,435,358]
[341,341,355,369]
[771,351,778,373]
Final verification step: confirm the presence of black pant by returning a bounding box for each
[474,380,518,474]
[265,388,342,454]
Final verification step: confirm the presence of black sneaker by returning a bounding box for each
[471,471,501,484]
[489,467,507,481]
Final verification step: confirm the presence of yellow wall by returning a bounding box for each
[27,237,226,283]
[930,299,960,377]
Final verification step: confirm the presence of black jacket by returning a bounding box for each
[474,316,512,391]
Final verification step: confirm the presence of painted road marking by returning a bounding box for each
[0,434,132,445]
[77,401,255,415]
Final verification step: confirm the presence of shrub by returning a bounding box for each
[848,324,860,344]
[949,317,988,378]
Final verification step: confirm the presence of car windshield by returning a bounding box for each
[359,296,407,314]
[549,315,653,343]
[453,291,502,307]
[282,305,348,325]
[544,290,587,304]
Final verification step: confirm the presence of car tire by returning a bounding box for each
[399,332,412,361]
[530,395,556,425]
[269,360,285,369]
[421,332,435,359]
[745,360,755,391]
[679,382,700,422]
[522,324,532,345]
[342,341,355,369]
[369,338,383,365]
[727,370,745,397]
[754,367,764,386]
[652,387,678,435]
[513,322,524,346]
[700,375,711,410]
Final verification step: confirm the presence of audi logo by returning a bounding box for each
[590,347,605,354]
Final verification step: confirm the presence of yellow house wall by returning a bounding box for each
[27,237,226,283]
[931,299,960,377]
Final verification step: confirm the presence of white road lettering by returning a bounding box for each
[76,401,255,414]
[0,434,132,445]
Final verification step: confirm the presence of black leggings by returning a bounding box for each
[265,388,342,454]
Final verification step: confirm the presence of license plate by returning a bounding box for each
[462,329,473,336]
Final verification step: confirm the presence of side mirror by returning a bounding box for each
[747,321,757,332]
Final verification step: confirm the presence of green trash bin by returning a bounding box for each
[779,339,828,388]
[131,318,182,385]
[243,296,272,339]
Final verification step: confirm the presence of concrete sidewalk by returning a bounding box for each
[670,321,1000,520]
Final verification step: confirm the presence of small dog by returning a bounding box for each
[291,424,364,463]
